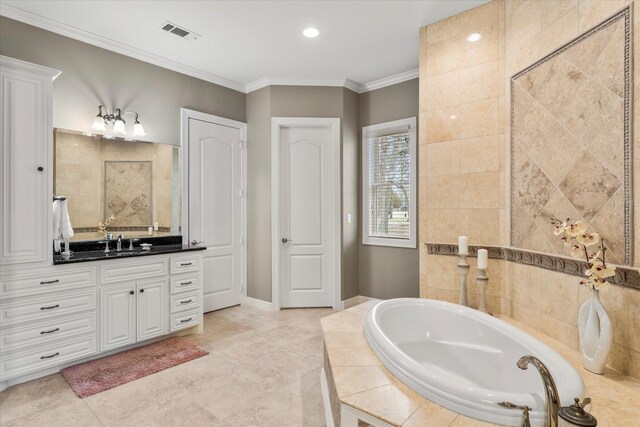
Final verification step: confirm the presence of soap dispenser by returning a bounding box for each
[559,398,597,426]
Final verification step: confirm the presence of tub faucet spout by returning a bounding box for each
[517,355,559,427]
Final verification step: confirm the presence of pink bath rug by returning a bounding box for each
[61,337,208,398]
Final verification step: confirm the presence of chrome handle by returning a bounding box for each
[180,262,192,266]
[180,281,192,286]
[40,304,60,310]
[40,328,60,335]
[281,237,292,243]
[190,240,204,246]
[40,279,60,285]
[180,299,192,304]
[40,352,59,359]
[180,318,193,323]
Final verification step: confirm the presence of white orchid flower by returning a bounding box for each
[561,236,571,247]
[569,244,582,258]
[566,220,588,237]
[586,259,616,279]
[592,277,610,290]
[577,232,599,246]
[554,221,568,236]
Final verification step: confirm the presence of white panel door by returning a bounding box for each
[279,125,336,308]
[188,118,243,312]
[136,278,167,341]
[100,283,136,351]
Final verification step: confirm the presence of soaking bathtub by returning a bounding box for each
[364,298,585,427]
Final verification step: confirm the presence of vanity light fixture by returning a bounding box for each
[467,33,482,42]
[91,105,146,137]
[303,27,320,38]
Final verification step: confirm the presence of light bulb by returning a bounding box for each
[133,121,146,137]
[303,27,319,38]
[467,33,482,42]
[113,119,126,134]
[92,115,106,131]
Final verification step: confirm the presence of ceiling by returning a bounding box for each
[0,0,487,93]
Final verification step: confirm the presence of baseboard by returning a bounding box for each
[242,296,275,312]
[320,368,336,427]
[341,295,375,310]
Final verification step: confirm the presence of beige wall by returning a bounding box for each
[419,0,640,379]
[245,86,361,302]
[359,79,420,299]
[0,17,246,146]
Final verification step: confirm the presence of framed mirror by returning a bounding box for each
[54,128,182,241]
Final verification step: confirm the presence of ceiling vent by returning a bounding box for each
[160,21,201,41]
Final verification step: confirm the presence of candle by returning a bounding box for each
[458,236,468,255]
[478,249,488,270]
[153,222,159,231]
[148,226,154,235]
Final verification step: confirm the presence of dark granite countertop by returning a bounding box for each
[53,236,206,265]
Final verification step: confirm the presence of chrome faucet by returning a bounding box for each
[117,234,125,251]
[517,355,560,427]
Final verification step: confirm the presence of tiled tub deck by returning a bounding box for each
[320,300,640,426]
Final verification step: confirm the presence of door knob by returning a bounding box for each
[281,237,292,243]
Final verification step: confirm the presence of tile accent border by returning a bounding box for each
[509,5,633,265]
[425,242,640,290]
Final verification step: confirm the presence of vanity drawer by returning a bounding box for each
[0,267,96,299]
[170,255,200,275]
[170,293,200,313]
[0,334,97,380]
[170,310,200,332]
[0,290,96,327]
[169,275,200,294]
[100,258,168,284]
[0,312,96,353]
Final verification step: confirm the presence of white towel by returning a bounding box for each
[53,199,74,252]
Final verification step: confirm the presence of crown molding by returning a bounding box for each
[359,68,419,93]
[244,76,362,94]
[0,2,246,93]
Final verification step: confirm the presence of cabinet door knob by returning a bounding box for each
[139,288,144,293]
[129,290,134,295]
[37,166,44,172]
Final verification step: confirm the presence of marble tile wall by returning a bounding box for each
[419,0,640,379]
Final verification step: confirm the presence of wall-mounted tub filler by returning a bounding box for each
[364,298,585,427]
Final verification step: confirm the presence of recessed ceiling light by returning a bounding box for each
[303,27,319,38]
[467,33,482,42]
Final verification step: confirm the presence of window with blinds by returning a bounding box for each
[362,118,416,248]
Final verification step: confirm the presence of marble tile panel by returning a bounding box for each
[426,71,460,109]
[512,142,555,220]
[511,0,541,43]
[458,1,499,36]
[532,57,587,125]
[460,97,500,139]
[460,135,500,174]
[327,346,382,367]
[425,209,466,243]
[459,172,500,209]
[426,36,463,78]
[578,0,629,32]
[539,314,579,350]
[516,100,583,187]
[402,400,457,427]
[539,6,580,56]
[460,61,499,103]
[540,0,578,27]
[460,24,500,69]
[3,400,101,427]
[341,382,424,426]
[559,151,621,221]
[588,105,625,180]
[426,174,462,209]
[110,400,228,427]
[425,107,461,143]
[538,269,580,325]
[561,17,617,75]
[589,187,625,265]
[323,331,369,349]
[426,15,459,46]
[332,366,394,398]
[426,140,461,176]
[465,209,501,246]
[590,19,625,98]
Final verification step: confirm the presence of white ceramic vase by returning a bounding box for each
[577,288,612,374]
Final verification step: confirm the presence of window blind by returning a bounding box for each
[367,131,411,239]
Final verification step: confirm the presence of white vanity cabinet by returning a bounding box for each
[99,261,169,352]
[0,56,60,268]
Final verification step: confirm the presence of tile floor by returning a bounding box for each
[0,305,335,426]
